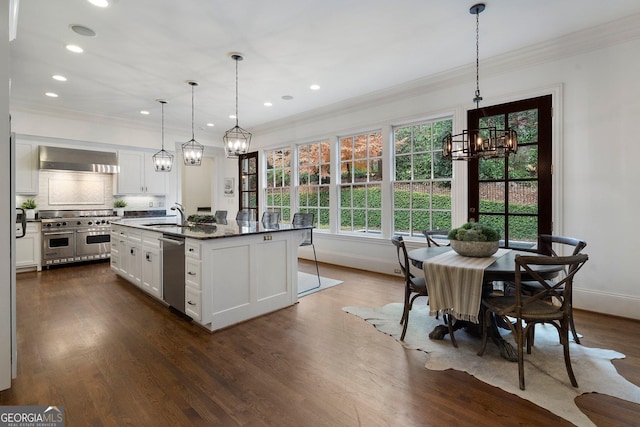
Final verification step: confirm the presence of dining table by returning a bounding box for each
[407,245,562,361]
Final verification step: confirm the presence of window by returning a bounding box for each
[393,118,453,237]
[265,148,292,222]
[468,95,552,247]
[297,141,330,229]
[339,131,382,234]
[239,152,258,220]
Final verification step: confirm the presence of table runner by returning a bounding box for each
[422,248,511,323]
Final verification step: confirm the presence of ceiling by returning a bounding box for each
[9,0,640,147]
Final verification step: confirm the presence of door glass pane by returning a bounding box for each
[433,182,451,209]
[509,182,538,214]
[509,108,538,144]
[479,157,505,180]
[478,214,505,240]
[432,211,452,231]
[509,215,538,243]
[509,145,538,179]
[479,182,505,213]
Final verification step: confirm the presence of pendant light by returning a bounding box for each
[223,53,252,158]
[152,99,173,172]
[182,80,204,165]
[442,3,518,161]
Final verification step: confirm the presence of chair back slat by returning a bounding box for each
[292,212,314,246]
[391,235,411,282]
[514,254,589,315]
[422,230,450,247]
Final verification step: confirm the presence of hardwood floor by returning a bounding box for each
[2,260,640,426]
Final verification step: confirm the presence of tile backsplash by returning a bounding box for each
[15,170,166,214]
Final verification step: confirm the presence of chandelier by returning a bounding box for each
[442,3,517,161]
[152,99,173,172]
[182,81,204,166]
[223,53,252,158]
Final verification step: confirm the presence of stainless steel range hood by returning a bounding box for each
[39,146,119,173]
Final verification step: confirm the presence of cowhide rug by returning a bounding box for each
[343,301,640,426]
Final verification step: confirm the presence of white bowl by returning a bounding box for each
[450,240,499,257]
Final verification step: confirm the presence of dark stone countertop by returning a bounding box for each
[112,218,310,240]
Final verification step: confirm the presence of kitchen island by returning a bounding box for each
[110,218,309,332]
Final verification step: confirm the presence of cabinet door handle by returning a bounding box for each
[187,300,196,306]
[188,248,194,252]
[130,249,135,255]
[188,271,196,276]
[146,252,151,261]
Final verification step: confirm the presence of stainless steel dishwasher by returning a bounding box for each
[159,234,186,314]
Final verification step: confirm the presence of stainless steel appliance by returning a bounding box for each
[159,234,186,314]
[40,209,120,267]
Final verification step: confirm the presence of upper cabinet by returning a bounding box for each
[116,150,168,195]
[15,139,39,195]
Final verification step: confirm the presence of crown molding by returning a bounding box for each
[254,12,640,137]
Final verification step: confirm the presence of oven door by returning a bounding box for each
[42,231,76,265]
[76,228,111,260]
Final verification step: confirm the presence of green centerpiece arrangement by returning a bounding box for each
[448,222,500,257]
[114,199,127,216]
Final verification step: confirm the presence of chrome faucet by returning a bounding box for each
[171,202,187,225]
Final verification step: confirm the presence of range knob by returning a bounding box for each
[77,221,82,226]
[62,221,68,226]
[56,223,62,227]
[88,221,93,226]
[45,223,52,228]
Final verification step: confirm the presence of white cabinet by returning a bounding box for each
[141,232,162,299]
[111,224,162,299]
[16,222,41,272]
[116,150,167,195]
[15,140,39,195]
[185,239,202,321]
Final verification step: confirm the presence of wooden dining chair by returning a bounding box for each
[392,235,437,341]
[477,253,589,390]
[422,230,450,247]
[506,235,587,343]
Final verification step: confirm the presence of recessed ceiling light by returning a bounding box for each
[70,24,96,37]
[140,110,150,115]
[45,92,59,98]
[264,102,273,107]
[65,44,84,53]
[52,75,67,82]
[229,114,236,119]
[281,95,294,100]
[310,84,320,91]
[88,0,109,7]
[206,123,215,127]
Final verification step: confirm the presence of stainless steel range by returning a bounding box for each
[40,209,120,267]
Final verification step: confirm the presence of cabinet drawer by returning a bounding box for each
[142,232,161,248]
[185,240,201,259]
[185,259,202,289]
[185,286,201,321]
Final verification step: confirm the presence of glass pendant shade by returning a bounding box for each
[153,99,173,172]
[224,54,252,158]
[182,81,204,166]
[441,3,517,161]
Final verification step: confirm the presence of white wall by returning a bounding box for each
[251,20,640,319]
[1,1,13,391]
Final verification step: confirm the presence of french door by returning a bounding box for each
[468,95,552,248]
[239,152,259,220]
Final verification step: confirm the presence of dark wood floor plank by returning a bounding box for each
[1,260,639,426]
